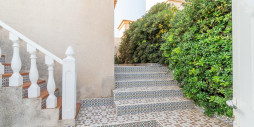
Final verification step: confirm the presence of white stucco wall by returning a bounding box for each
[0,0,115,99]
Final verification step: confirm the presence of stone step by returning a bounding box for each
[2,63,12,73]
[115,97,194,116]
[115,72,173,81]
[2,72,29,87]
[115,79,177,88]
[0,55,5,63]
[113,86,183,101]
[115,66,168,74]
[22,80,47,98]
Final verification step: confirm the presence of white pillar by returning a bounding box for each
[45,56,57,108]
[9,32,23,86]
[62,46,76,120]
[27,44,40,98]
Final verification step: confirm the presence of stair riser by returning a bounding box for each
[115,66,168,73]
[41,90,59,109]
[2,74,29,87]
[96,120,163,127]
[4,64,12,73]
[116,101,194,116]
[114,90,183,101]
[116,80,177,88]
[115,73,173,81]
[22,82,47,98]
[0,56,5,63]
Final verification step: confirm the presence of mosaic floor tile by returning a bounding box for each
[76,106,232,127]
[115,79,177,88]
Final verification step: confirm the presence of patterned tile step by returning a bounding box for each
[113,86,183,100]
[81,98,114,107]
[2,72,29,87]
[115,79,177,88]
[95,120,162,127]
[115,97,194,115]
[0,55,5,63]
[76,105,232,127]
[22,80,47,98]
[115,66,168,74]
[115,72,173,81]
[2,63,12,73]
[115,63,162,67]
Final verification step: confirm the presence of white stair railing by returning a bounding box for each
[27,44,40,98]
[0,20,77,120]
[45,56,57,108]
[9,33,23,86]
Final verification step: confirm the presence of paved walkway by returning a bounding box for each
[76,105,232,127]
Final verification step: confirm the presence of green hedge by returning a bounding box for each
[161,0,232,117]
[117,0,232,117]
[118,3,176,64]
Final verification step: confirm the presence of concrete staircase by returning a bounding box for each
[114,65,194,116]
[0,54,81,126]
[76,64,232,126]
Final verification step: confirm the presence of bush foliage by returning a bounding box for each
[118,3,177,64]
[118,0,232,117]
[161,0,232,117]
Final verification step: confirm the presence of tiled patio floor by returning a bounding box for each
[76,105,232,127]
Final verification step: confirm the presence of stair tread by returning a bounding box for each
[2,63,11,66]
[116,78,175,82]
[2,72,29,77]
[23,80,46,88]
[40,88,59,99]
[115,72,170,74]
[75,103,81,119]
[113,85,181,93]
[1,55,5,57]
[114,97,192,106]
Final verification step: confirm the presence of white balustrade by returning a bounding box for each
[9,32,23,86]
[45,56,57,108]
[0,21,77,120]
[62,46,76,119]
[27,44,40,98]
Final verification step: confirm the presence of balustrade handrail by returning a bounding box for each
[0,20,63,64]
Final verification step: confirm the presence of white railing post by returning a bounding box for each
[9,32,23,86]
[62,46,76,120]
[45,56,57,108]
[27,44,40,98]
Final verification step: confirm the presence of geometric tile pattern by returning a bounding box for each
[115,66,168,74]
[81,98,114,107]
[115,97,194,115]
[76,106,232,127]
[115,72,174,81]
[115,79,177,88]
[113,86,183,100]
[0,56,5,63]
[4,64,12,73]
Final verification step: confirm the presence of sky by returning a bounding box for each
[114,0,146,37]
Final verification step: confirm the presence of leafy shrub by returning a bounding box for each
[161,0,232,117]
[118,3,177,64]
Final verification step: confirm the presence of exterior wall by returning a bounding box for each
[146,0,168,12]
[0,0,115,99]
[167,1,184,10]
